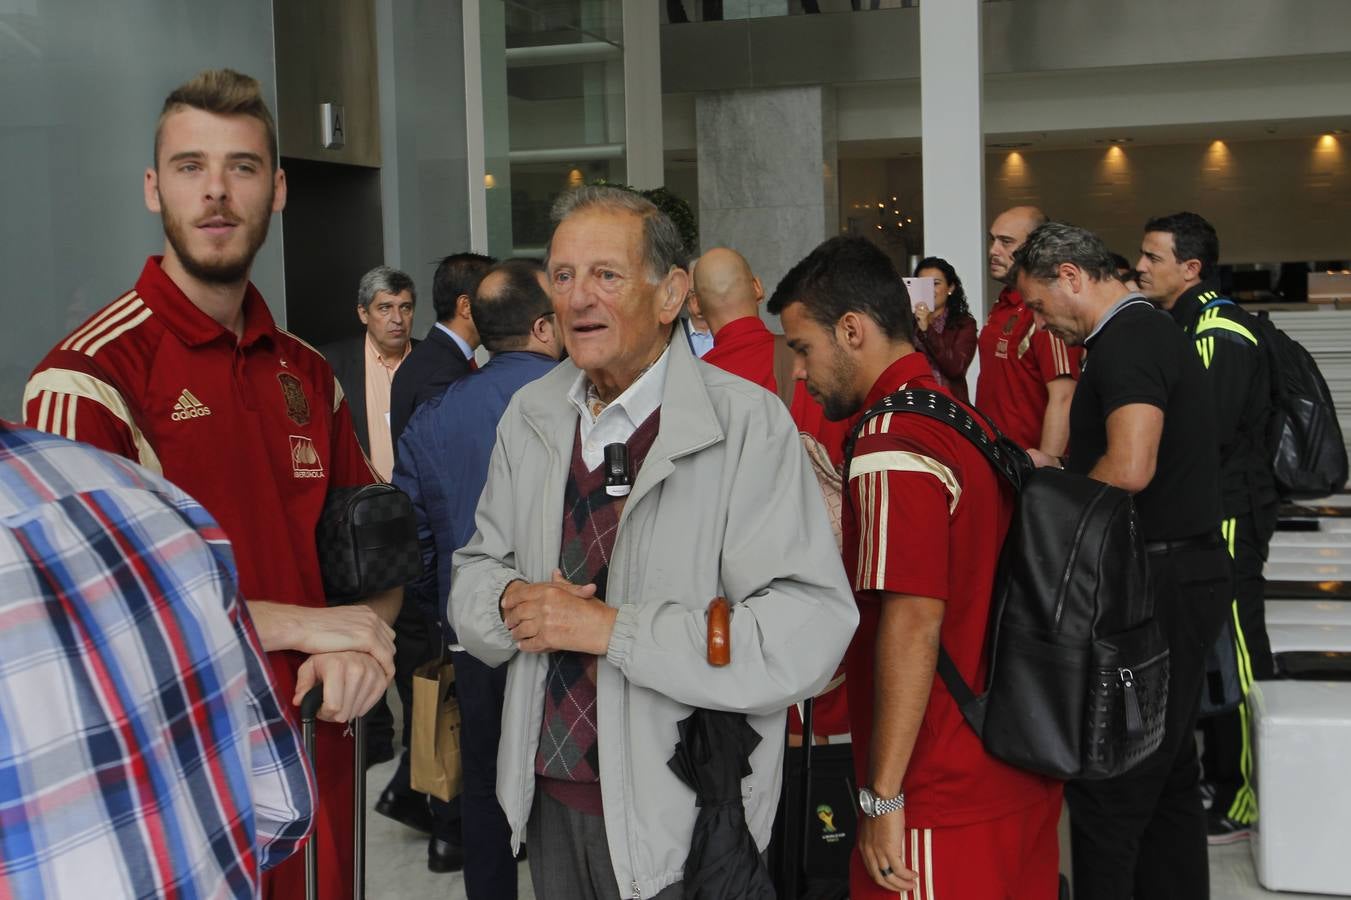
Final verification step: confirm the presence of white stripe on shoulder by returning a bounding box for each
[849,449,961,513]
[69,297,147,353]
[83,306,152,356]
[23,368,161,474]
[61,291,138,350]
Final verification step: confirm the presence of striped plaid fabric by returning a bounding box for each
[0,422,314,899]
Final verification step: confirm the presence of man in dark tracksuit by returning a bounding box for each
[1137,211,1277,843]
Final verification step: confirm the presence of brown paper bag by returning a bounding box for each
[410,659,463,802]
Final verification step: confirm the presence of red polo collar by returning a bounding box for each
[134,256,277,349]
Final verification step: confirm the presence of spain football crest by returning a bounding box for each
[277,372,311,426]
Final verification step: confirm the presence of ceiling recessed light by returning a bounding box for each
[988,141,1033,150]
[1094,137,1134,145]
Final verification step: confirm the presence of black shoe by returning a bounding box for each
[428,837,465,873]
[374,787,434,834]
[1207,811,1252,845]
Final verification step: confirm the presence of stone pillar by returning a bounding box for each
[696,86,837,329]
[920,0,985,392]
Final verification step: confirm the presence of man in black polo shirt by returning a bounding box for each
[1015,223,1233,900]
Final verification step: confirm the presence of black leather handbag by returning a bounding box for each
[315,483,423,603]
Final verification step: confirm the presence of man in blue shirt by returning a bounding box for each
[394,258,562,897]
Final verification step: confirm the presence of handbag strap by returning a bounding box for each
[843,386,1000,737]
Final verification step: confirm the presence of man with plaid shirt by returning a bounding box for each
[0,421,314,898]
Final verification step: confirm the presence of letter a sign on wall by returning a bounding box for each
[320,102,346,150]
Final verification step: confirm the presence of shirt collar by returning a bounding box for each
[712,315,769,346]
[1168,279,1220,328]
[862,351,935,409]
[930,307,950,334]
[134,255,275,349]
[434,321,474,361]
[993,285,1023,312]
[1085,291,1153,346]
[567,345,670,428]
[366,332,410,369]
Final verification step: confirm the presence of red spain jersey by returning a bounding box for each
[843,352,1059,828]
[24,256,375,900]
[974,286,1082,450]
[701,315,778,393]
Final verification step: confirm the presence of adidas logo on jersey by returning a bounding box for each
[171,389,211,421]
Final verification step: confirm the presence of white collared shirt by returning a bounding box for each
[566,348,669,471]
[434,321,475,362]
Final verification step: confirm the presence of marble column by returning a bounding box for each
[920,0,985,394]
[696,86,838,328]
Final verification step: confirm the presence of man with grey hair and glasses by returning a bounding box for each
[323,265,418,480]
[1014,222,1232,900]
[451,185,857,899]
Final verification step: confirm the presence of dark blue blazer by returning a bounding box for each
[392,351,558,635]
[389,325,475,453]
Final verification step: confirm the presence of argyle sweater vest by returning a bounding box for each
[536,410,661,815]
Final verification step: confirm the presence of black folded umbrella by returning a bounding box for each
[668,709,777,899]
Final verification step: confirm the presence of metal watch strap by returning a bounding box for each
[875,791,905,815]
[865,788,905,817]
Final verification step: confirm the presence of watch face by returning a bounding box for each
[858,788,875,817]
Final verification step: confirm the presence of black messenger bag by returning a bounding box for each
[846,389,1167,781]
[316,483,423,603]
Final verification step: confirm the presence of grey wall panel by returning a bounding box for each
[0,0,282,417]
[274,0,382,167]
[375,0,472,337]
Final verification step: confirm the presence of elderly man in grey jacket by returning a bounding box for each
[451,186,857,900]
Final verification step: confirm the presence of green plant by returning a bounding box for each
[591,179,699,261]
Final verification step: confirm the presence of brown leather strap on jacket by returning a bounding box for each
[707,597,731,667]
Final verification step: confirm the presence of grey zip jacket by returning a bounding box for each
[451,335,857,899]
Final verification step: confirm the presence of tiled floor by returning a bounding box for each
[363,756,536,900]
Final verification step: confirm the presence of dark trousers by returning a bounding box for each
[369,594,441,755]
[1201,501,1278,824]
[1066,542,1233,900]
[527,791,683,900]
[454,650,517,899]
[381,600,460,840]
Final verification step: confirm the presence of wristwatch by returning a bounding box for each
[858,786,905,818]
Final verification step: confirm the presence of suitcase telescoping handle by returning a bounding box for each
[300,686,323,900]
[298,684,367,900]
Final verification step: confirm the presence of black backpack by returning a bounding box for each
[845,389,1166,780]
[1252,309,1348,499]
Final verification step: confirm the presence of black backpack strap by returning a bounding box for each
[845,388,1027,491]
[936,647,987,734]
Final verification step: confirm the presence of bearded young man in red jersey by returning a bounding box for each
[772,236,1062,899]
[24,69,397,900]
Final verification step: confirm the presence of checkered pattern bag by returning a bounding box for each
[315,483,423,603]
